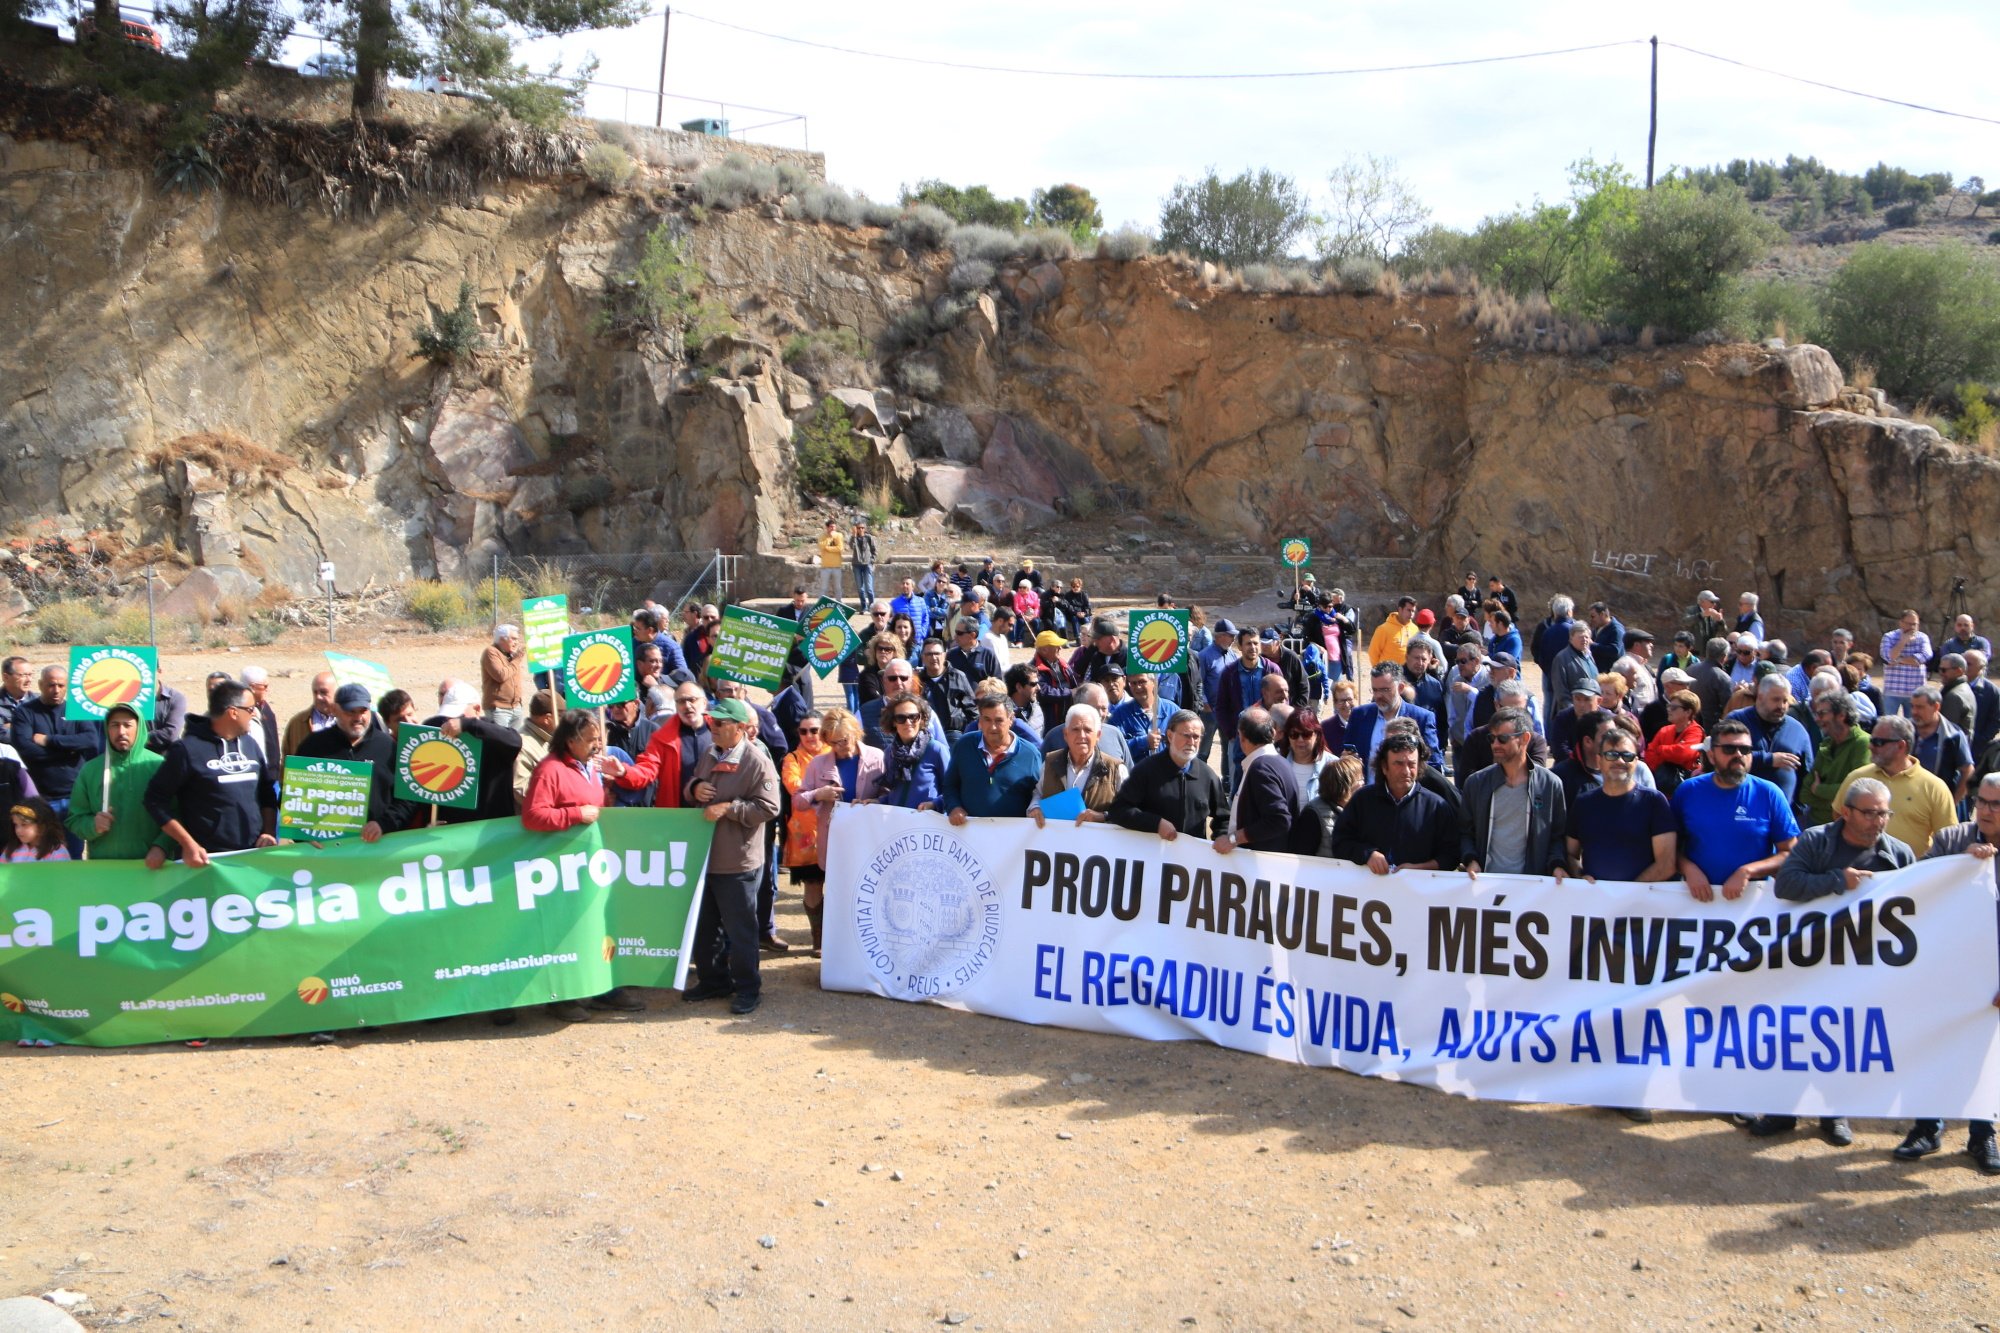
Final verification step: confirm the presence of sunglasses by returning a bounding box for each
[889,713,922,725]
[798,726,822,735]
[886,674,913,683]
[1600,751,1638,763]
[1712,743,1753,756]
[1869,737,1902,747]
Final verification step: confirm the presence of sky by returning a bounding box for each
[410,2,1997,233]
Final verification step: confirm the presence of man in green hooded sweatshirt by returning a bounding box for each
[66,701,171,862]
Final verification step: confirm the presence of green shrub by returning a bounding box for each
[155,142,220,195]
[784,183,867,227]
[1030,183,1103,242]
[794,399,863,502]
[1157,167,1312,268]
[947,225,1019,262]
[1604,184,1772,336]
[947,259,997,293]
[694,154,781,210]
[106,604,155,645]
[1883,202,1921,229]
[889,205,955,252]
[1333,255,1383,292]
[1950,384,1996,448]
[33,600,106,644]
[245,616,283,646]
[900,180,1030,229]
[1989,228,2000,245]
[581,143,636,191]
[781,327,864,380]
[415,281,483,365]
[1095,229,1152,261]
[896,360,943,396]
[1738,277,1823,344]
[404,581,471,630]
[861,200,903,228]
[1821,242,2000,402]
[599,225,736,349]
[1019,228,1078,262]
[473,574,528,621]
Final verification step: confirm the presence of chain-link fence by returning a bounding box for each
[461,551,741,630]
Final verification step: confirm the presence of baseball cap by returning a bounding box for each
[437,681,478,718]
[1661,668,1694,686]
[1489,652,1520,670]
[334,683,371,711]
[1414,609,1436,626]
[1213,618,1238,636]
[708,697,756,724]
[1034,630,1066,648]
[1571,677,1603,697]
[1091,660,1127,679]
[1260,627,1281,642]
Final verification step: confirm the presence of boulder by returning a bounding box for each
[157,565,263,618]
[1765,344,1844,409]
[0,1296,87,1333]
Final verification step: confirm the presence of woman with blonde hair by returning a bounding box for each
[779,709,831,900]
[798,706,884,956]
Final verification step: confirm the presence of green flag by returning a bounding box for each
[706,605,795,689]
[325,651,395,703]
[1126,608,1192,676]
[278,755,374,841]
[561,628,638,708]
[392,724,483,810]
[0,811,712,1046]
[65,645,158,723]
[523,595,571,673]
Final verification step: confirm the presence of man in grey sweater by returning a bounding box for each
[681,696,782,1015]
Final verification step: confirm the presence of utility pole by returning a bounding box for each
[1645,35,1658,189]
[654,6,671,129]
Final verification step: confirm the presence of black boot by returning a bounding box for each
[805,901,825,957]
[1968,1129,2000,1175]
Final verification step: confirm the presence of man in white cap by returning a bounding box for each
[427,678,523,827]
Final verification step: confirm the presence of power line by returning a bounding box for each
[666,10,1647,81]
[1661,41,2000,127]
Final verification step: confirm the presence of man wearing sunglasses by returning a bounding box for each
[1830,714,1958,855]
[1891,772,2000,1173]
[859,660,946,751]
[1564,727,1675,884]
[1670,719,1799,904]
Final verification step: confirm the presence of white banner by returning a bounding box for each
[821,805,2000,1118]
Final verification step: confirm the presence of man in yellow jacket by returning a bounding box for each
[815,518,846,603]
[1368,596,1421,669]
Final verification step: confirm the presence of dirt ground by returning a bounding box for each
[5,625,1999,1330]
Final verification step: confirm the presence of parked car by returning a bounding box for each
[75,14,163,52]
[411,70,480,98]
[301,51,355,79]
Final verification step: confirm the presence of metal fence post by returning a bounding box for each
[491,552,501,633]
[145,563,156,648]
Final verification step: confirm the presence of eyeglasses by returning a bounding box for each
[1848,806,1892,819]
[1712,743,1753,756]
[890,713,922,725]
[1489,731,1522,744]
[1974,798,2000,812]
[1869,737,1902,748]
[798,726,822,735]
[886,674,913,684]
[1599,750,1638,763]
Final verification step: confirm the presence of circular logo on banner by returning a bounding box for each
[1134,617,1184,666]
[602,936,617,963]
[1280,537,1312,568]
[297,977,330,1006]
[1,993,24,1014]
[854,831,1001,999]
[563,631,635,708]
[808,621,851,670]
[79,656,145,708]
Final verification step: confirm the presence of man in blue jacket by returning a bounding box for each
[1729,675,1814,812]
[943,693,1040,822]
[1212,629,1280,793]
[13,664,103,852]
[1342,664,1441,780]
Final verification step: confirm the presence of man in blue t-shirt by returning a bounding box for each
[1672,718,1801,901]
[1565,727,1678,881]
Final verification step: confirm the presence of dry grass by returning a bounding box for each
[153,431,295,482]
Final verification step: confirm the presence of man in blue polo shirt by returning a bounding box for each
[943,692,1040,823]
[1672,718,1800,902]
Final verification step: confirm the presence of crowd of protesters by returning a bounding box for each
[4,552,1997,1171]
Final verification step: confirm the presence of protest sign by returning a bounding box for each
[65,645,157,724]
[523,595,570,673]
[1125,609,1191,676]
[325,651,395,703]
[278,755,373,840]
[392,724,482,810]
[0,811,711,1046]
[822,806,2000,1118]
[561,628,637,708]
[802,611,860,679]
[706,605,794,689]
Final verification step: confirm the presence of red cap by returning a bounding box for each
[1414,609,1437,626]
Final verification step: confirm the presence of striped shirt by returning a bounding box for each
[1879,629,1932,698]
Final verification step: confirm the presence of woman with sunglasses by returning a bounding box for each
[798,707,883,955]
[877,694,948,812]
[1643,689,1707,795]
[857,633,904,706]
[1282,711,1332,813]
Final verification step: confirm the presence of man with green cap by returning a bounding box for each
[680,694,781,1015]
[65,701,171,861]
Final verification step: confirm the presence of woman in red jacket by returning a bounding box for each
[521,712,610,832]
[1643,689,1706,792]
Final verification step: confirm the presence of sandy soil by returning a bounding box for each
[5,627,1998,1330]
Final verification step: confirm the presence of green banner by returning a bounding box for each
[707,605,794,689]
[0,810,712,1046]
[393,724,483,810]
[1126,608,1191,676]
[325,651,395,703]
[65,645,157,723]
[523,594,570,673]
[800,603,859,679]
[278,755,374,841]
[561,628,638,708]
[1279,537,1312,568]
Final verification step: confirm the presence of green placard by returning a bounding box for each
[0,810,713,1046]
[523,594,570,673]
[802,613,860,679]
[278,755,375,841]
[706,605,794,689]
[392,723,482,810]
[560,628,638,708]
[799,595,850,641]
[1126,608,1192,676]
[1279,537,1312,568]
[65,645,158,723]
[325,651,395,703]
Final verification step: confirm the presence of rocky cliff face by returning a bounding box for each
[4,126,1993,640]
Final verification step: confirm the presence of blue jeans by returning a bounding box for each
[49,797,82,859]
[854,564,875,609]
[1221,737,1243,795]
[843,683,860,711]
[1885,694,1911,718]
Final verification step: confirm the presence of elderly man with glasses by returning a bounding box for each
[1831,714,1958,854]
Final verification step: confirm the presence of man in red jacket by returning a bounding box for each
[602,680,712,807]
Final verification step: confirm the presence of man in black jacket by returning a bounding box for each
[946,621,1002,692]
[1109,711,1224,841]
[426,680,523,827]
[1216,708,1297,854]
[296,683,421,841]
[143,679,276,867]
[916,639,976,741]
[1332,734,1458,873]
